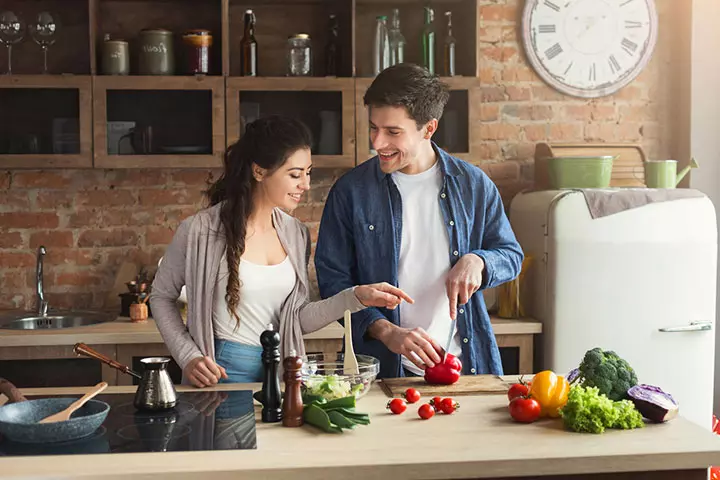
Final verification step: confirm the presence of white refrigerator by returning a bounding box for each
[509,190,717,429]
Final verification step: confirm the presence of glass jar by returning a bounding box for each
[286,34,312,76]
[182,29,212,74]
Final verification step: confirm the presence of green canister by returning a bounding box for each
[138,28,174,75]
[101,36,129,75]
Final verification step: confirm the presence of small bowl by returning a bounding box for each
[301,353,380,400]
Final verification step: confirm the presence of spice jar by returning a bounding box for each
[138,28,174,75]
[286,34,312,76]
[182,29,212,75]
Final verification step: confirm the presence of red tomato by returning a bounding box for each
[507,383,530,402]
[439,397,459,414]
[418,403,435,420]
[508,396,541,423]
[403,388,421,404]
[430,396,444,411]
[387,398,407,414]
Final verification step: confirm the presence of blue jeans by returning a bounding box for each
[214,339,264,384]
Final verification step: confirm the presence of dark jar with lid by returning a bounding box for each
[182,30,213,74]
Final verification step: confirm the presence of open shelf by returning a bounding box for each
[94,0,223,76]
[0,0,91,75]
[355,0,478,77]
[1,0,481,169]
[0,75,92,168]
[93,75,224,168]
[228,0,353,77]
[227,76,355,168]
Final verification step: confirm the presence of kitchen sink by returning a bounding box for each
[0,311,116,330]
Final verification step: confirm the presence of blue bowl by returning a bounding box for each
[0,398,110,444]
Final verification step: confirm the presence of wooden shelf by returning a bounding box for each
[0,75,93,168]
[227,76,355,167]
[1,1,483,170]
[93,75,225,168]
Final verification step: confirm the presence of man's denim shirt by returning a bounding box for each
[315,144,524,379]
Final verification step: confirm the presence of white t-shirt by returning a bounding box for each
[392,161,462,375]
[212,255,296,346]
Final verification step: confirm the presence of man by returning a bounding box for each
[315,63,524,379]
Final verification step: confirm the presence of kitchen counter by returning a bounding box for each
[0,316,542,347]
[1,382,719,480]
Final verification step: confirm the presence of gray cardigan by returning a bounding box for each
[150,203,364,383]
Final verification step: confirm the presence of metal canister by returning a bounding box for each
[101,36,129,75]
[286,34,312,76]
[138,28,174,75]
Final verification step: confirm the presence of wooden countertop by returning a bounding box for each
[1,383,719,479]
[0,316,542,348]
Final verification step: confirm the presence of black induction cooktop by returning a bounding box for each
[0,390,257,457]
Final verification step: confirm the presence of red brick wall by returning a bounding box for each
[0,0,681,311]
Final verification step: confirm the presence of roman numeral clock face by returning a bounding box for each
[522,0,658,98]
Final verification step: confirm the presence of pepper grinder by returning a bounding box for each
[260,324,282,423]
[282,350,304,427]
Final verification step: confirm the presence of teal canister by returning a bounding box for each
[138,28,174,75]
[101,36,130,75]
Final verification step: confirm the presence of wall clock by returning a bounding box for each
[521,0,658,98]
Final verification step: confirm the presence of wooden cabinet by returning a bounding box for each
[0,0,484,169]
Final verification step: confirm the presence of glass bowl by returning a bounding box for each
[301,353,380,400]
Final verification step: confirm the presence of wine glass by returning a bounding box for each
[29,11,58,74]
[0,11,25,74]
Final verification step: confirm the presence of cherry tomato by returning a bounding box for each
[508,396,541,423]
[403,388,421,404]
[507,383,530,402]
[430,396,444,411]
[439,397,459,414]
[387,398,407,415]
[418,403,435,420]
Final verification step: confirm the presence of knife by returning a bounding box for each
[443,317,457,363]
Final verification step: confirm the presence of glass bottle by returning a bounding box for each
[444,11,456,76]
[388,8,405,66]
[421,6,435,74]
[373,15,390,76]
[324,14,340,76]
[240,9,257,76]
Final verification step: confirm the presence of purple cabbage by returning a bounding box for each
[626,384,679,423]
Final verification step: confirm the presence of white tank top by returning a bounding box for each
[212,255,296,346]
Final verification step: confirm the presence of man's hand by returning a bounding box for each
[446,254,485,320]
[368,319,443,370]
[184,356,229,388]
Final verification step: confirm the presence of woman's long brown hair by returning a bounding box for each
[205,115,312,327]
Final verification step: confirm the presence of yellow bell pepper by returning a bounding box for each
[529,370,569,418]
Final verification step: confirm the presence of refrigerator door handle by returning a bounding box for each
[658,322,713,333]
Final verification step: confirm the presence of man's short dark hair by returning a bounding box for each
[363,63,451,129]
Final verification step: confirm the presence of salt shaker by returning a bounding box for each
[282,350,304,427]
[260,324,282,423]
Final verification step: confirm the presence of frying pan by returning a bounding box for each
[0,378,110,444]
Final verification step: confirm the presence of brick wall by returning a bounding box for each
[0,0,681,311]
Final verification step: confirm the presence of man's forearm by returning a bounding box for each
[367,318,396,344]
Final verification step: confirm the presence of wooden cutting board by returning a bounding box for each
[379,375,509,398]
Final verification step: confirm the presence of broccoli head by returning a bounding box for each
[576,348,638,401]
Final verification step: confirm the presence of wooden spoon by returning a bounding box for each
[38,381,108,424]
[342,310,360,375]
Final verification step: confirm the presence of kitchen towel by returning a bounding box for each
[579,188,706,219]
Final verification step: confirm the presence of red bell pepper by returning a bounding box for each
[424,353,462,385]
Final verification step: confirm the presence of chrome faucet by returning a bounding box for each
[36,246,48,316]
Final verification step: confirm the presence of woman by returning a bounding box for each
[151,115,412,388]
